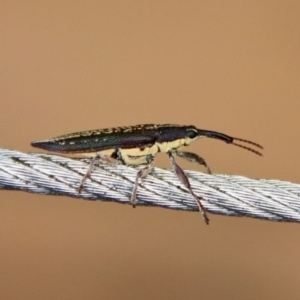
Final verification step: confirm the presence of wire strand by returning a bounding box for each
[0,148,299,223]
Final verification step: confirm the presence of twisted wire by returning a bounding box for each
[0,148,299,223]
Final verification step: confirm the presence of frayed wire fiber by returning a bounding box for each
[0,148,299,223]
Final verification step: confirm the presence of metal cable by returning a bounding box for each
[0,148,299,223]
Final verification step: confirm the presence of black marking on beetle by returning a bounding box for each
[31,124,264,224]
[111,149,118,160]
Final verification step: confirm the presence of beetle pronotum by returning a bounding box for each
[31,124,263,224]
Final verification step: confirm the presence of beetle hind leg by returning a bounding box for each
[168,152,209,225]
[78,153,119,193]
[174,150,212,174]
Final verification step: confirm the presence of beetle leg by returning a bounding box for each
[168,152,209,225]
[78,153,118,193]
[174,151,212,174]
[131,160,154,208]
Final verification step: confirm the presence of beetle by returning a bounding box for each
[31,124,263,224]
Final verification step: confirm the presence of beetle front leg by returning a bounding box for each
[78,153,119,193]
[131,162,154,208]
[168,152,209,225]
[174,151,212,174]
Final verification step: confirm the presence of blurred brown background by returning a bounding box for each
[0,1,299,299]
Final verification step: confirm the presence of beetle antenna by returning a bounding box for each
[197,129,263,156]
[231,142,263,156]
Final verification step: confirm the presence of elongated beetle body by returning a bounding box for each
[31,124,263,224]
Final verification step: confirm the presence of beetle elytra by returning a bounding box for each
[31,124,263,224]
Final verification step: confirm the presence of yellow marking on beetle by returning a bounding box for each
[81,137,197,164]
[119,145,159,165]
[81,148,114,157]
[157,137,196,153]
[120,154,149,165]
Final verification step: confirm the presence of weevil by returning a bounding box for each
[31,124,263,224]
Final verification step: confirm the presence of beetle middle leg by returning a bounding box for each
[168,152,209,225]
[130,156,154,208]
[78,153,119,193]
[174,150,212,174]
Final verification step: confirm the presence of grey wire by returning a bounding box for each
[0,148,299,223]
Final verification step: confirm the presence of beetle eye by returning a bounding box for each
[186,129,198,139]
